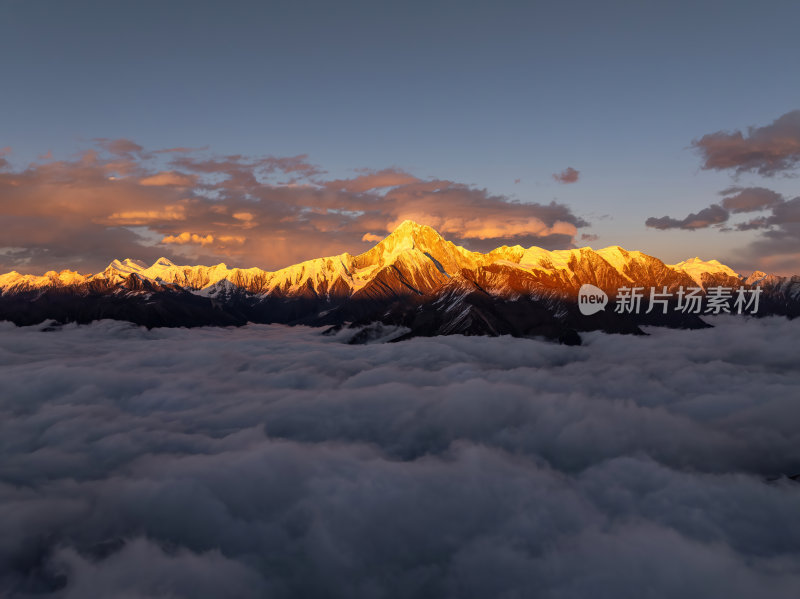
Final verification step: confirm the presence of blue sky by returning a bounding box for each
[2,0,799,273]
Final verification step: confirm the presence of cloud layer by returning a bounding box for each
[692,110,800,176]
[0,143,587,274]
[646,188,793,232]
[1,318,799,597]
[645,183,800,272]
[645,203,729,230]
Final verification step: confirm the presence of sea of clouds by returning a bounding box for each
[1,317,799,598]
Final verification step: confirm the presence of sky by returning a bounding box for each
[1,0,799,274]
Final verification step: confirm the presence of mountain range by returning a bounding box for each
[1,220,798,343]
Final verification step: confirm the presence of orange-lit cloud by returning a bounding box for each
[217,235,246,244]
[105,205,188,225]
[0,141,590,274]
[139,171,197,187]
[162,232,215,246]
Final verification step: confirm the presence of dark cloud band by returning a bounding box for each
[692,110,800,176]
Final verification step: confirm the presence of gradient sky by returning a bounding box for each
[2,0,799,274]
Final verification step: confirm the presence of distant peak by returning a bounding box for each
[669,256,739,281]
[745,271,770,286]
[152,257,176,267]
[106,258,147,272]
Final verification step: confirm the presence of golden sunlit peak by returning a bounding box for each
[375,220,448,251]
[385,220,446,243]
[391,219,433,234]
[394,219,423,229]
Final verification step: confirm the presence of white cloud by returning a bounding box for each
[0,317,799,597]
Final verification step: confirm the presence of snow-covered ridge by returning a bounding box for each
[0,269,89,293]
[668,257,740,286]
[0,220,747,295]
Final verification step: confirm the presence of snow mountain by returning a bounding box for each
[1,220,798,342]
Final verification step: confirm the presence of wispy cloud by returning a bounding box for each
[645,204,729,230]
[93,137,146,158]
[720,186,784,213]
[324,168,420,193]
[139,171,197,187]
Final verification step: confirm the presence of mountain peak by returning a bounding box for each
[351,220,475,274]
[152,257,176,268]
[105,258,147,273]
[367,220,447,255]
[360,220,447,256]
[394,219,419,230]
[669,256,740,285]
[388,219,441,239]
